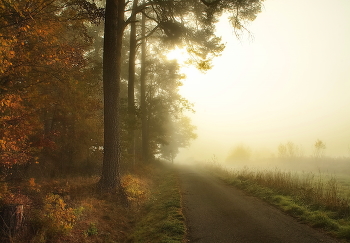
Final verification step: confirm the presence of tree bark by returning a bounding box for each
[140,9,149,163]
[99,0,126,199]
[127,0,139,164]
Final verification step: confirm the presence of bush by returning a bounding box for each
[31,194,81,240]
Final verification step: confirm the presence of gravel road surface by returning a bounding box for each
[178,165,339,243]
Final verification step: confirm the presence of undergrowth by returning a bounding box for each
[203,162,350,241]
[0,161,185,243]
[0,175,132,243]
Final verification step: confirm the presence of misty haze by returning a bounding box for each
[1,0,349,242]
[177,1,350,167]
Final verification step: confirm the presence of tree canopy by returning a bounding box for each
[0,0,104,177]
[99,0,264,192]
[0,0,264,193]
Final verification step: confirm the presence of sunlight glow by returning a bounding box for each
[177,0,350,163]
[166,47,188,64]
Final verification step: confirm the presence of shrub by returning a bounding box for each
[31,194,80,239]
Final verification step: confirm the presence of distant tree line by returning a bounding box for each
[226,139,328,164]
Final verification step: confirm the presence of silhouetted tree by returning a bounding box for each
[313,139,326,159]
[160,116,197,162]
[277,141,304,160]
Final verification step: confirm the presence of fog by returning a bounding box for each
[176,0,350,164]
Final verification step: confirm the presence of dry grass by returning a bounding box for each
[240,169,350,216]
[203,162,350,240]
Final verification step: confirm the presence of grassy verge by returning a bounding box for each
[202,162,350,241]
[129,162,186,243]
[0,162,185,243]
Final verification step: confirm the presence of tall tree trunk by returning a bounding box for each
[127,0,139,164]
[140,9,149,163]
[99,0,126,198]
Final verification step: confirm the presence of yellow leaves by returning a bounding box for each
[196,60,212,71]
[121,174,149,206]
[185,47,214,71]
[43,194,77,234]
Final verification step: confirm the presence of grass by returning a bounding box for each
[0,161,185,243]
[129,163,186,243]
[203,162,350,241]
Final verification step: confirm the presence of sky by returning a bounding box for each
[175,0,350,163]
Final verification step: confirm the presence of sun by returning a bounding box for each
[166,47,188,64]
[166,47,202,82]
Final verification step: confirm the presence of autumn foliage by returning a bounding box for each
[0,0,104,177]
[0,94,41,169]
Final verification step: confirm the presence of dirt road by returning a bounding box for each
[177,165,339,243]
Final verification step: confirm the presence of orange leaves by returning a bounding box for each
[0,0,103,176]
[0,93,41,168]
[8,50,15,57]
[0,94,23,109]
[19,25,30,32]
[0,0,88,86]
[0,38,16,74]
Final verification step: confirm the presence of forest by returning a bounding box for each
[0,0,202,181]
[0,0,263,242]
